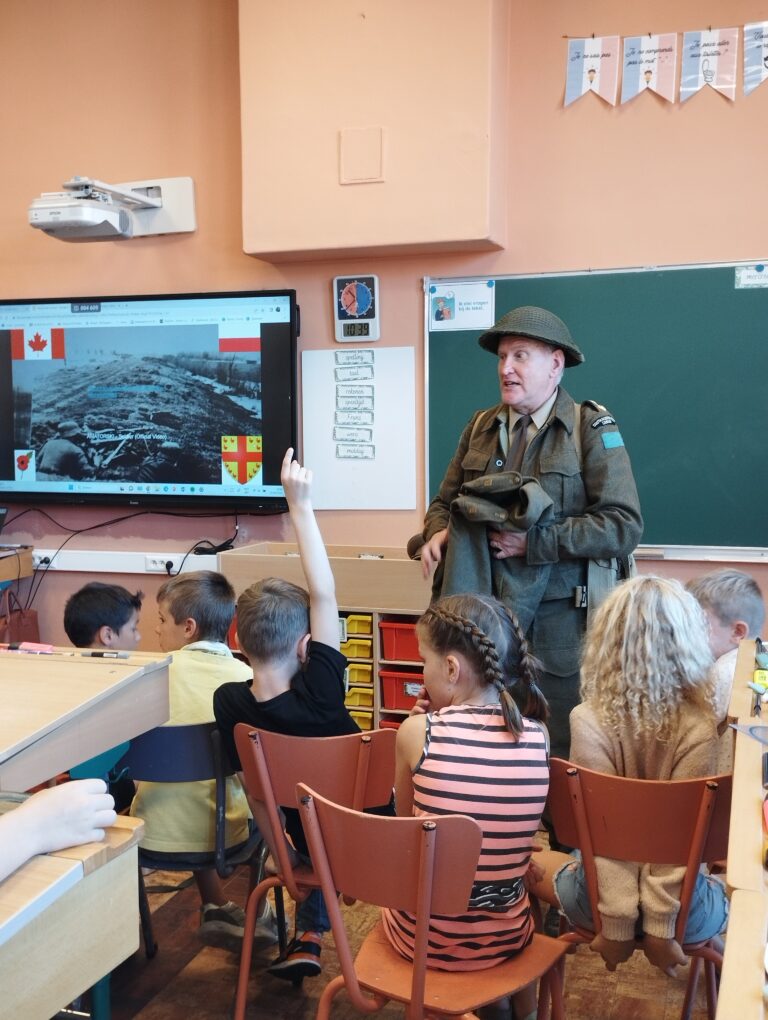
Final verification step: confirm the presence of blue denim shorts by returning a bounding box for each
[552,852,728,942]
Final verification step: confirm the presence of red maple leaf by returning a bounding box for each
[28,333,47,352]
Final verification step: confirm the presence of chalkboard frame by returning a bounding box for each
[425,264,767,548]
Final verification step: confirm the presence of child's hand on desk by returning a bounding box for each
[23,779,117,856]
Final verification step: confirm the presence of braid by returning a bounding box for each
[421,602,525,737]
[500,606,550,725]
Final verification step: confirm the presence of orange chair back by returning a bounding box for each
[547,757,731,944]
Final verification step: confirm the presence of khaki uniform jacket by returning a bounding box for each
[424,387,643,605]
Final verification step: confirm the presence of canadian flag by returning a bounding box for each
[11,328,66,361]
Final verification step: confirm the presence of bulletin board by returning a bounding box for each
[426,265,767,547]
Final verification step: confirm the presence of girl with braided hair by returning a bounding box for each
[381,593,550,1020]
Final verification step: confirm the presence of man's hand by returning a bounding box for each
[642,935,687,976]
[588,933,635,971]
[421,529,448,579]
[488,529,527,559]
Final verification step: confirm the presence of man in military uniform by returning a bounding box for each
[418,306,643,758]
[36,420,91,480]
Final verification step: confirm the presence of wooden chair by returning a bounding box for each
[546,758,732,1020]
[232,725,397,1020]
[297,782,566,1020]
[116,722,267,958]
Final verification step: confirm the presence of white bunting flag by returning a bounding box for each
[680,27,739,102]
[621,34,678,104]
[564,36,620,107]
[744,21,768,96]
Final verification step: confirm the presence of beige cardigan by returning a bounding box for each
[569,701,718,941]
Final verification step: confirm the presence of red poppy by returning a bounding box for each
[16,454,29,472]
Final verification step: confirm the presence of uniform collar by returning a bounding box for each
[494,386,572,433]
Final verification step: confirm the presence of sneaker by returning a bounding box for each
[199,900,246,941]
[253,900,279,945]
[199,899,280,946]
[267,930,323,981]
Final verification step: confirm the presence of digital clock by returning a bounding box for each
[342,321,370,337]
[333,274,380,342]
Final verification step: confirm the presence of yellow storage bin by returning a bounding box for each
[349,709,374,731]
[345,686,374,709]
[345,662,372,687]
[345,613,373,635]
[340,636,372,658]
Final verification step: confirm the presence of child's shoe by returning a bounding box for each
[199,900,246,940]
[267,930,323,980]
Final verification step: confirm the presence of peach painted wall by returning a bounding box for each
[1,0,765,646]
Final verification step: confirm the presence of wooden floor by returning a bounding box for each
[105,867,715,1019]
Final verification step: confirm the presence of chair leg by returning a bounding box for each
[704,959,718,1020]
[137,867,157,959]
[89,974,111,1020]
[317,975,346,1020]
[233,879,274,1020]
[680,956,702,1020]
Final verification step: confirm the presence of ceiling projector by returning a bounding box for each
[29,192,134,241]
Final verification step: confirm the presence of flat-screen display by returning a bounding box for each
[0,290,298,513]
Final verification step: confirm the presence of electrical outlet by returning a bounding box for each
[144,554,183,574]
[32,551,54,569]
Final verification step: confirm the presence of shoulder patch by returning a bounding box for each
[602,432,624,450]
[591,414,616,429]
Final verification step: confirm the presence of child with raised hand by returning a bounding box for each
[529,575,726,978]
[382,593,550,1020]
[214,448,359,983]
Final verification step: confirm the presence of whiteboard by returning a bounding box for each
[301,346,416,510]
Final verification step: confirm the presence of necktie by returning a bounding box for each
[504,414,531,472]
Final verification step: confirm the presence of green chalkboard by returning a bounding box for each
[427,266,767,547]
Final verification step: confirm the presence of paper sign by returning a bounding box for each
[565,36,621,107]
[744,22,768,96]
[429,281,495,332]
[680,27,739,102]
[735,265,768,289]
[621,34,678,103]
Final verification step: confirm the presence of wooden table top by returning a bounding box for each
[0,649,170,792]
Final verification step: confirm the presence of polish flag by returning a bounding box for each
[10,327,66,360]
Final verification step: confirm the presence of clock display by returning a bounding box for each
[343,321,370,337]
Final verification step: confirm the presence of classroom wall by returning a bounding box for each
[1,0,765,646]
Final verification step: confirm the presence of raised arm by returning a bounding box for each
[280,448,339,650]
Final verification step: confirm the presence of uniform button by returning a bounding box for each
[495,459,503,468]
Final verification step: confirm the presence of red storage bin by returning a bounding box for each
[379,718,402,730]
[380,670,424,710]
[379,621,421,661]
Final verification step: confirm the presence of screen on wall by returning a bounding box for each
[0,290,298,513]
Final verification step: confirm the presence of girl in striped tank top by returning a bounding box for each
[381,594,550,1020]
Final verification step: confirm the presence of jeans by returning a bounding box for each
[295,854,331,934]
[553,853,729,942]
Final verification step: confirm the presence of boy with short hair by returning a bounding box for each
[63,582,143,650]
[687,568,766,771]
[214,448,359,982]
[129,570,273,943]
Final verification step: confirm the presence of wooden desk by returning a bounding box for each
[720,639,768,1018]
[726,640,767,895]
[0,649,170,792]
[0,815,143,1018]
[0,546,33,584]
[716,889,767,1019]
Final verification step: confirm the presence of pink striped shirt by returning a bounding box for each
[381,705,549,971]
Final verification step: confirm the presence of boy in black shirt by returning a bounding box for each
[214,448,358,981]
